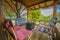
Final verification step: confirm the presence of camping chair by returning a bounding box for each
[5,19,17,40]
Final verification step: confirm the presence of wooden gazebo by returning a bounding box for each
[4,0,60,18]
[0,0,60,40]
[0,0,60,24]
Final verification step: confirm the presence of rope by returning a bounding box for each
[28,33,32,40]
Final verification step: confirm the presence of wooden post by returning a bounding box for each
[27,8,29,22]
[0,0,5,25]
[53,0,57,18]
[0,0,5,40]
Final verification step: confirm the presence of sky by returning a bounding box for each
[40,7,53,16]
[40,5,60,16]
[57,5,60,13]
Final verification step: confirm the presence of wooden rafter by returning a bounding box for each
[11,0,16,7]
[27,0,53,7]
[13,0,60,10]
[6,1,16,11]
[5,0,16,12]
[27,1,54,10]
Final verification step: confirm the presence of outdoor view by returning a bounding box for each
[28,5,60,24]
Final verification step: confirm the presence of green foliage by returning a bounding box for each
[29,10,41,21]
[29,10,51,22]
[57,12,60,23]
[58,18,60,23]
[29,10,41,20]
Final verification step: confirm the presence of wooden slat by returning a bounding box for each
[39,3,45,8]
[5,0,16,12]
[46,1,54,6]
[20,0,44,7]
[27,0,54,10]
[31,6,35,10]
[35,5,39,9]
[14,0,60,7]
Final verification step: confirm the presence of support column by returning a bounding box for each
[0,0,5,40]
[53,0,57,18]
[0,0,5,25]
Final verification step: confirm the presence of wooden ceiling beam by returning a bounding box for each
[27,0,53,7]
[27,0,54,10]
[5,1,16,12]
[11,0,16,6]
[5,0,16,12]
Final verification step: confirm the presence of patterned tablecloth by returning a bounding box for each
[14,26,32,40]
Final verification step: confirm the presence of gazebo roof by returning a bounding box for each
[14,0,60,7]
[5,0,60,10]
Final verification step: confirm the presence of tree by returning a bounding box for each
[29,10,41,21]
